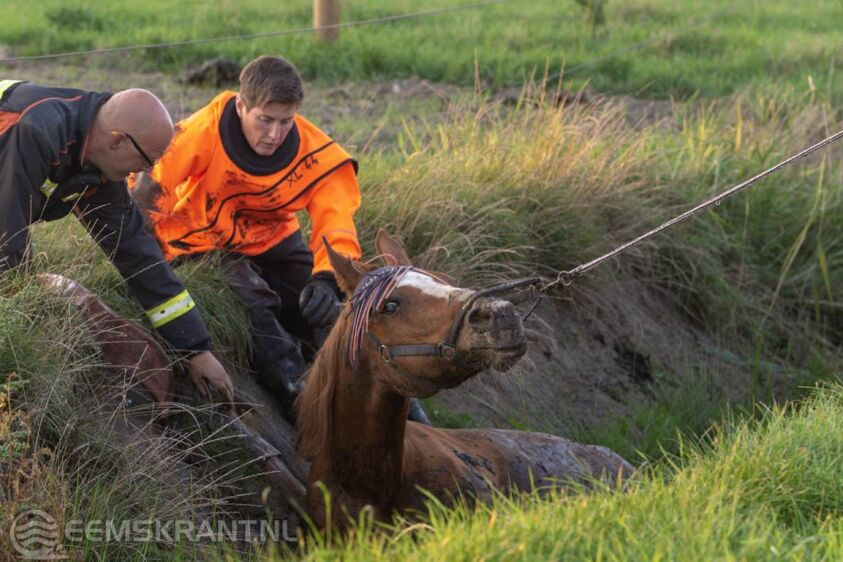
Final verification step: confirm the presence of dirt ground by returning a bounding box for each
[430,277,746,436]
[2,59,740,439]
[0,58,674,152]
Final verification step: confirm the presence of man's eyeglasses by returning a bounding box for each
[113,130,154,168]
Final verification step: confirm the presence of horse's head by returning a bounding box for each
[326,230,527,398]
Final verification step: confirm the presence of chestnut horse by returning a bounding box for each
[297,231,633,530]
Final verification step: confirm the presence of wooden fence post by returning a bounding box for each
[313,0,340,42]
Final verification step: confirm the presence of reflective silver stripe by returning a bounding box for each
[40,178,58,198]
[146,290,196,328]
[0,79,21,98]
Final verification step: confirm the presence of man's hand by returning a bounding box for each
[187,351,234,403]
[299,274,342,328]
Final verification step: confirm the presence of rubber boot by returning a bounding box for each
[256,342,307,424]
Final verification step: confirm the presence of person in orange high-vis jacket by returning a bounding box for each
[130,56,430,424]
[128,56,351,417]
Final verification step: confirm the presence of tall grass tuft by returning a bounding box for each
[357,81,843,351]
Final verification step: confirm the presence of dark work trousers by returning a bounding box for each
[204,231,432,426]
[221,231,315,403]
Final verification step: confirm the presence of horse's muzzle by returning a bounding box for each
[463,297,527,370]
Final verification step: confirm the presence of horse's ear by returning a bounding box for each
[324,238,364,296]
[375,229,412,266]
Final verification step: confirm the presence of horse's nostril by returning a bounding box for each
[466,303,493,329]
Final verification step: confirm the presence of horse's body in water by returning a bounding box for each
[297,231,633,530]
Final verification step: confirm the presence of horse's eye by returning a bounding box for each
[382,300,399,315]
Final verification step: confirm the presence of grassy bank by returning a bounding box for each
[2,0,842,100]
[3,78,843,556]
[9,82,843,451]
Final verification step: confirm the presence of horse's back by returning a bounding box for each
[403,423,633,505]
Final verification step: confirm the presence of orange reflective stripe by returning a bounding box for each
[0,82,82,137]
[0,111,21,135]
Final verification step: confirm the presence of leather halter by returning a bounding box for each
[349,266,542,385]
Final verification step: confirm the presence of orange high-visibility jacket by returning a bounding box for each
[130,91,361,273]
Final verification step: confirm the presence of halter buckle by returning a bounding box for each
[378,344,393,364]
[437,343,456,361]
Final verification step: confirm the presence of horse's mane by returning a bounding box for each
[297,261,425,459]
[296,304,352,460]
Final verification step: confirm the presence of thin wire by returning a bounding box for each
[2,0,734,72]
[548,128,843,289]
[0,0,506,64]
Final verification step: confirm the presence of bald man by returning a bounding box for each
[0,80,234,402]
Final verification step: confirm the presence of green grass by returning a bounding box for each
[572,350,833,464]
[4,30,843,555]
[420,397,481,429]
[2,0,843,101]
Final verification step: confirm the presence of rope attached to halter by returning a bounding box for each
[335,127,843,364]
[348,265,416,367]
[542,127,843,292]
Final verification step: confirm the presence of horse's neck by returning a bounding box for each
[329,358,410,503]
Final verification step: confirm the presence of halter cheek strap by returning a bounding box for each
[366,332,444,395]
[367,333,457,362]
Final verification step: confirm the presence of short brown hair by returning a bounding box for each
[239,55,304,109]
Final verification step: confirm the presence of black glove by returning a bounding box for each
[60,172,103,191]
[299,272,342,328]
[40,172,105,221]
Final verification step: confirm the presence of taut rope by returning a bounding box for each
[543,128,843,291]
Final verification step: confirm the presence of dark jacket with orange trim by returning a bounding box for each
[128,91,362,273]
[0,80,211,353]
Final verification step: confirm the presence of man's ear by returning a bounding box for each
[375,229,411,266]
[235,95,245,118]
[324,238,364,297]
[110,133,124,151]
